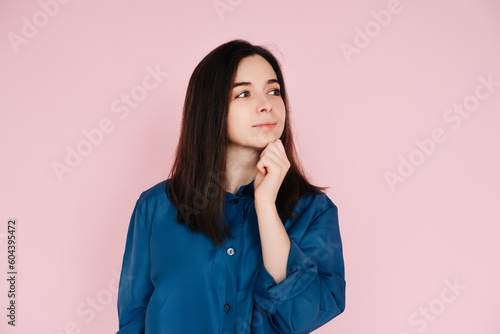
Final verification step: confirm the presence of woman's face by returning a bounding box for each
[227,55,286,150]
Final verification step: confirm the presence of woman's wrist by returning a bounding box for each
[254,196,276,210]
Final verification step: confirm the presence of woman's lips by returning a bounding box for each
[253,122,277,130]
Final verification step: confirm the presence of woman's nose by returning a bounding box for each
[257,95,273,113]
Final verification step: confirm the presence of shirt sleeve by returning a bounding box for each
[116,199,154,334]
[253,203,346,334]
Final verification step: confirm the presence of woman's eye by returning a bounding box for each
[269,89,281,96]
[236,91,249,98]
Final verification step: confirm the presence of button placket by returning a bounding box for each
[221,195,243,325]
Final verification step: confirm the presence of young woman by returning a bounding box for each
[116,39,345,334]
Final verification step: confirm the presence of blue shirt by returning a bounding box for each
[116,179,345,334]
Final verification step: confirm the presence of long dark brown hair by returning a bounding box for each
[166,39,327,246]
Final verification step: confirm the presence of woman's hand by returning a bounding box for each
[254,139,290,204]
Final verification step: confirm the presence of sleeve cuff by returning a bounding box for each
[254,239,318,313]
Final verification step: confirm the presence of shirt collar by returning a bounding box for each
[224,179,254,201]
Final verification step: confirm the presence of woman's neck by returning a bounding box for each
[225,144,261,194]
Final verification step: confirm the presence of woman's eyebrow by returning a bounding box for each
[232,79,279,88]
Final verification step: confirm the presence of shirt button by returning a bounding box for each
[226,248,235,256]
[224,304,231,313]
[234,198,240,204]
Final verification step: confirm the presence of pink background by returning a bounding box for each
[1,0,499,333]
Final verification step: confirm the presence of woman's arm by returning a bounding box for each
[116,199,154,334]
[255,199,291,284]
[253,139,345,333]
